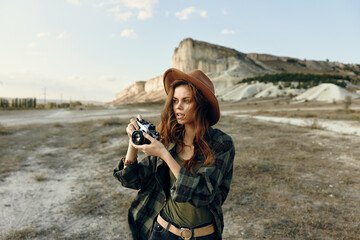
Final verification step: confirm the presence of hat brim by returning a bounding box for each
[163,68,220,125]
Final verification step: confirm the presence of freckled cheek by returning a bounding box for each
[184,104,193,113]
[186,104,196,116]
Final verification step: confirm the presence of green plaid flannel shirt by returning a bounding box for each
[113,127,235,240]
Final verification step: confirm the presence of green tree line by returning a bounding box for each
[37,101,82,109]
[0,97,37,110]
[0,98,83,110]
[241,73,350,89]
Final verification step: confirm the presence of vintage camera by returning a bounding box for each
[131,118,160,145]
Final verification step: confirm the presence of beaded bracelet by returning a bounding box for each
[122,157,137,166]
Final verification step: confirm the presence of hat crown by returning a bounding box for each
[163,68,220,125]
[188,70,215,94]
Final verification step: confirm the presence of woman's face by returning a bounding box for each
[172,84,196,125]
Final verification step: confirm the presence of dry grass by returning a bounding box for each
[251,109,360,121]
[102,118,124,126]
[0,124,12,135]
[304,118,324,130]
[4,225,61,240]
[0,124,48,180]
[1,109,359,239]
[221,98,360,122]
[217,116,360,239]
[30,174,48,182]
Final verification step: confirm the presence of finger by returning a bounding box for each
[143,132,155,143]
[137,114,143,121]
[130,118,139,130]
[126,123,135,134]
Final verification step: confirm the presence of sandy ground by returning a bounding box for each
[0,107,161,127]
[1,101,359,239]
[0,117,134,239]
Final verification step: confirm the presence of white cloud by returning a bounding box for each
[0,71,55,98]
[56,32,67,40]
[108,6,133,21]
[120,0,158,20]
[221,8,227,15]
[67,75,84,82]
[175,7,207,20]
[67,0,81,6]
[100,75,117,82]
[108,5,121,13]
[221,29,236,35]
[165,11,170,17]
[28,42,37,48]
[138,10,151,20]
[115,11,133,21]
[106,0,159,21]
[0,71,119,102]
[93,2,104,8]
[199,10,207,18]
[37,32,51,38]
[175,7,195,20]
[120,29,137,39]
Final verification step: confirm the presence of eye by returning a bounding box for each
[172,99,178,103]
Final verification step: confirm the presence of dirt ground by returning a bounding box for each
[1,101,359,239]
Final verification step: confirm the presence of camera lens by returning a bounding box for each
[132,130,144,145]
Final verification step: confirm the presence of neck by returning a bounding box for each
[184,123,195,146]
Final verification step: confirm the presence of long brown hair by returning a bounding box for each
[157,80,214,173]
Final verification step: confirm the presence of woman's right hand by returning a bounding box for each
[126,115,143,139]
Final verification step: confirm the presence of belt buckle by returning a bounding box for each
[180,227,192,240]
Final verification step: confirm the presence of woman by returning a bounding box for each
[113,68,235,240]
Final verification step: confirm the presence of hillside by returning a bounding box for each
[110,38,360,105]
[293,83,360,102]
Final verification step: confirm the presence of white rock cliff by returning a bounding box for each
[111,38,359,105]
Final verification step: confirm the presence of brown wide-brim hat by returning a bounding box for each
[163,68,220,126]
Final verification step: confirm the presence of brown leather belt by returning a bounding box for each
[156,214,215,240]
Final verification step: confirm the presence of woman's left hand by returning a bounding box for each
[130,132,167,158]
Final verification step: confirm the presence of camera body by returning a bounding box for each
[131,118,160,145]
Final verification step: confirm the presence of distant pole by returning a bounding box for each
[44,88,47,105]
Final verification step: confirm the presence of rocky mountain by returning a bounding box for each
[112,76,165,105]
[110,38,360,105]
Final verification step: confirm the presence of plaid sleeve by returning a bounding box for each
[170,132,235,207]
[113,156,155,190]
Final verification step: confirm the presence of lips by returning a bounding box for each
[176,113,185,120]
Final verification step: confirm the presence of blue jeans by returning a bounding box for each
[149,213,219,240]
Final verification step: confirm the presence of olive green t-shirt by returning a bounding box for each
[163,154,213,227]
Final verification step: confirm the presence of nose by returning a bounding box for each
[175,101,184,110]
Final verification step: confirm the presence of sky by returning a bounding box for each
[0,0,359,103]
